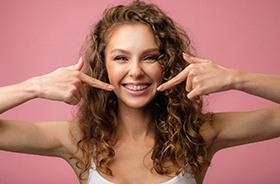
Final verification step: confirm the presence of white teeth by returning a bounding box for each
[125,84,149,91]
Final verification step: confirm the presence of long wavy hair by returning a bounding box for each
[72,0,212,180]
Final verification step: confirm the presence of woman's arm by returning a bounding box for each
[210,70,280,150]
[158,54,280,151]
[210,107,280,151]
[0,58,114,114]
[0,119,73,157]
[0,58,114,157]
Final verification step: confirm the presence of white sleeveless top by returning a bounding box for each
[87,165,196,184]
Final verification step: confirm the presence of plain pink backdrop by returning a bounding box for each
[1,0,280,183]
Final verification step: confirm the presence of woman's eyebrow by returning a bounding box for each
[110,48,159,55]
[110,48,130,54]
[142,48,160,54]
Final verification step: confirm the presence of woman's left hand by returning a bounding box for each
[157,54,236,100]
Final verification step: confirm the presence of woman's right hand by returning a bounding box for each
[35,57,114,105]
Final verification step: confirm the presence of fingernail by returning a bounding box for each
[108,85,115,90]
[157,85,164,91]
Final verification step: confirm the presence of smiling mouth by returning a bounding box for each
[123,84,149,91]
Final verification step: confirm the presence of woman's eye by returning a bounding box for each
[114,56,128,61]
[144,55,159,62]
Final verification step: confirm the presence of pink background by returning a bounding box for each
[1,0,280,183]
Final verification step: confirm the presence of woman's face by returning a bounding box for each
[105,23,163,109]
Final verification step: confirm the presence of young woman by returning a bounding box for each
[1,1,280,184]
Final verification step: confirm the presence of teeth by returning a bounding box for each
[125,84,149,91]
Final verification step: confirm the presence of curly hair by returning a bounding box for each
[72,0,212,180]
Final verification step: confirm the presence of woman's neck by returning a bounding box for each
[117,104,154,142]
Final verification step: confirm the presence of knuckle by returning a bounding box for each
[189,68,199,75]
[65,88,76,99]
[189,71,196,77]
[192,76,200,84]
[64,93,73,102]
[72,78,81,86]
[72,70,81,78]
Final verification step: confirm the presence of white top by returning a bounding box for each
[87,166,197,184]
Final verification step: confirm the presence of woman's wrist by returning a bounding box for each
[19,77,42,100]
[228,69,248,91]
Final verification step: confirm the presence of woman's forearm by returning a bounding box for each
[232,70,280,104]
[0,77,39,114]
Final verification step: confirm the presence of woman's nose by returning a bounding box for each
[128,61,144,78]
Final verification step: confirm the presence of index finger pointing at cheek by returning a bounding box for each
[157,75,181,91]
[79,73,115,91]
[157,67,191,91]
